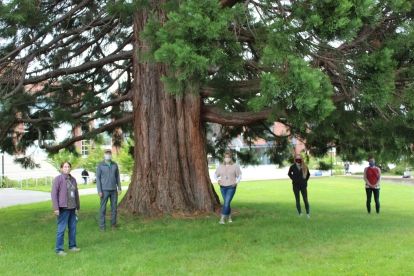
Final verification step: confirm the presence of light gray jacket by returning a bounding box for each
[96,161,121,193]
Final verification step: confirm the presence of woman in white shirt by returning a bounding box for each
[215,151,242,224]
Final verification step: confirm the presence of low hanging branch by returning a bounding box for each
[40,114,133,153]
[202,105,273,126]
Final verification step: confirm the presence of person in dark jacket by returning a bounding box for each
[81,169,89,184]
[96,149,122,231]
[51,161,80,256]
[288,154,311,218]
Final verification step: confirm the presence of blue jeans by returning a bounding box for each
[55,208,77,252]
[99,190,118,229]
[220,186,237,216]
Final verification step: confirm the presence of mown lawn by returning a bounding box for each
[1,177,414,275]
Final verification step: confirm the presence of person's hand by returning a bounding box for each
[98,192,103,198]
[75,209,79,215]
[54,210,59,216]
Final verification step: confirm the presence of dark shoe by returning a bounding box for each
[111,224,119,230]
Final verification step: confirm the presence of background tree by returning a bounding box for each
[1,0,413,216]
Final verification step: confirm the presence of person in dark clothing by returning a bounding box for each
[288,154,311,218]
[96,149,122,231]
[81,169,89,184]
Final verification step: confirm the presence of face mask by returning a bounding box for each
[104,154,112,161]
[369,161,375,167]
[295,159,302,164]
[224,157,231,163]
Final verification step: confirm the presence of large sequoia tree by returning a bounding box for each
[1,0,413,216]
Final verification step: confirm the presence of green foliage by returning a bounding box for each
[144,0,242,94]
[79,145,105,172]
[113,138,134,174]
[48,149,81,170]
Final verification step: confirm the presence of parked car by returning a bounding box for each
[71,168,96,184]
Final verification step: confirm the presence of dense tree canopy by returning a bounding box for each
[1,0,414,214]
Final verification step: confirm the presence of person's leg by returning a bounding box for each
[99,191,110,230]
[300,186,310,215]
[219,186,227,223]
[109,190,118,227]
[67,209,78,249]
[293,186,301,215]
[225,187,237,221]
[366,188,373,213]
[373,189,380,213]
[55,209,69,253]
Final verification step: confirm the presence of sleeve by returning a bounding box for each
[288,166,294,180]
[96,164,102,193]
[116,164,121,191]
[376,167,381,186]
[306,168,310,181]
[214,166,221,181]
[236,165,242,183]
[74,179,80,210]
[51,177,59,210]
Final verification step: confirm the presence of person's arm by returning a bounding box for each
[288,166,294,180]
[236,165,242,184]
[116,164,121,191]
[376,167,381,186]
[363,167,368,185]
[96,164,102,194]
[214,166,221,183]
[306,168,310,181]
[51,177,60,215]
[73,178,80,211]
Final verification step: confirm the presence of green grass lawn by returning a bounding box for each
[1,177,414,275]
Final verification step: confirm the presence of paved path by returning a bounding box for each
[0,186,128,209]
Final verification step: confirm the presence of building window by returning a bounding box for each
[81,140,90,156]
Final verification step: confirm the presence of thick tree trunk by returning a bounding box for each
[119,8,220,216]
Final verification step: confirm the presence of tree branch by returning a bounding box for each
[202,105,272,126]
[200,79,261,97]
[9,51,133,85]
[40,114,133,153]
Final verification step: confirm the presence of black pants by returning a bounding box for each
[293,185,310,214]
[366,188,380,213]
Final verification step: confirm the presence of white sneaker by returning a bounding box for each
[307,214,311,219]
[219,215,226,224]
[56,251,67,256]
[219,219,225,224]
[69,247,81,252]
[298,213,303,217]
[228,216,233,223]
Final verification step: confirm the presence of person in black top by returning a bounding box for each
[81,169,89,185]
[288,154,311,218]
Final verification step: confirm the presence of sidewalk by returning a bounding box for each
[0,186,128,209]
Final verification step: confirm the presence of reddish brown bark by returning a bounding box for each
[119,8,220,216]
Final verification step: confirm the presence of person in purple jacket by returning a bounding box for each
[51,161,80,256]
